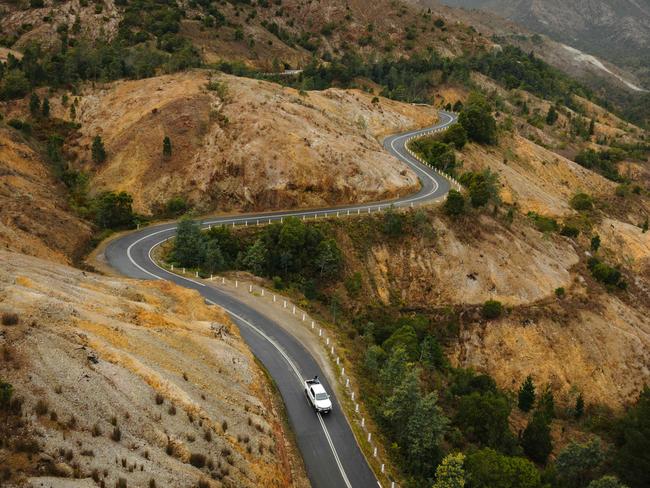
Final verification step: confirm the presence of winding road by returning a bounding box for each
[104,110,458,488]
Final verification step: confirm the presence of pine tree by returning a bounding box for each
[518,375,536,412]
[172,217,204,268]
[591,235,601,252]
[538,385,556,420]
[69,104,76,120]
[41,98,50,117]
[589,118,596,136]
[522,412,553,464]
[546,105,558,125]
[92,136,107,164]
[29,93,40,116]
[203,241,225,274]
[163,136,172,158]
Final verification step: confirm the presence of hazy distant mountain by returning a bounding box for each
[437,0,650,87]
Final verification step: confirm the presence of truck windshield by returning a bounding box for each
[315,393,329,401]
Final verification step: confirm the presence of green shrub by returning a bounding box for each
[1,312,19,326]
[591,235,601,252]
[555,287,565,298]
[189,452,206,468]
[7,118,32,134]
[528,212,558,233]
[587,258,626,289]
[272,276,284,289]
[382,208,404,237]
[560,225,580,238]
[482,300,503,319]
[615,185,629,198]
[444,190,465,217]
[165,197,189,215]
[570,192,594,211]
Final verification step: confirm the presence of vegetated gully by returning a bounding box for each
[104,111,457,488]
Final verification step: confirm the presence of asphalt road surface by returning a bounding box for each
[104,110,458,488]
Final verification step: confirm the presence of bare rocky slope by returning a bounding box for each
[0,126,93,265]
[353,213,649,409]
[0,249,306,487]
[51,71,436,214]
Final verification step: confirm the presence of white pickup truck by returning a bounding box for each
[304,377,332,414]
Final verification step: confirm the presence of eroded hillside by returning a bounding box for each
[0,126,92,264]
[320,207,650,409]
[53,71,436,214]
[0,250,305,487]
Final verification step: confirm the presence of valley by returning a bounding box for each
[1,0,649,486]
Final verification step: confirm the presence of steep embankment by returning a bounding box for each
[0,126,92,265]
[0,249,306,487]
[328,207,650,409]
[52,71,438,214]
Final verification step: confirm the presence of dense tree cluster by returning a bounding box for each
[92,191,136,229]
[471,45,592,105]
[587,257,627,290]
[0,0,201,101]
[171,216,342,291]
[614,387,650,488]
[410,137,457,173]
[574,149,625,182]
[363,331,450,481]
[458,170,500,208]
[458,93,498,145]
